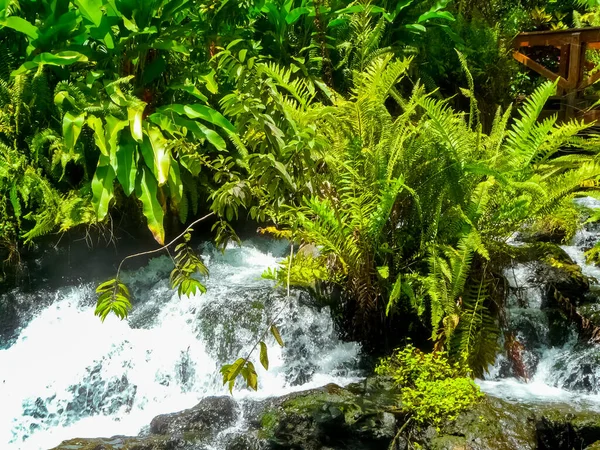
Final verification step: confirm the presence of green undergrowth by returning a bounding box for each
[375,345,483,426]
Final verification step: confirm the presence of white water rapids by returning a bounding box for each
[0,240,362,450]
[479,197,600,410]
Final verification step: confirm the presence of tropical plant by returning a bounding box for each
[262,54,600,375]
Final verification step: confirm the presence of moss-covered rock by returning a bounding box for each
[420,396,537,450]
[49,435,174,450]
[530,402,600,450]
[254,379,402,450]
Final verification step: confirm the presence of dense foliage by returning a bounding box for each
[3,0,600,391]
[375,344,483,425]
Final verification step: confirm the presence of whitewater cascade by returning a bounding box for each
[0,240,362,450]
[480,197,600,409]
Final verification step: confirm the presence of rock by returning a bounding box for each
[150,396,238,436]
[49,435,175,450]
[48,378,600,450]
[531,402,600,450]
[256,380,402,450]
[420,396,537,450]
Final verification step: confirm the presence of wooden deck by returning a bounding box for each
[513,27,600,122]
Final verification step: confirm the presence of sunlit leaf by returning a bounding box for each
[271,325,284,347]
[135,166,165,244]
[259,341,269,370]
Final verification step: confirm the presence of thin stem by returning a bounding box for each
[241,242,295,367]
[115,212,215,280]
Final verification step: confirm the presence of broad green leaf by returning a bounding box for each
[140,126,170,185]
[182,104,236,132]
[128,103,145,142]
[135,166,165,244]
[405,23,426,32]
[259,341,269,370]
[63,112,86,152]
[87,115,108,156]
[115,137,138,196]
[197,122,226,151]
[200,70,218,94]
[105,115,128,167]
[418,10,454,23]
[74,0,103,27]
[167,160,183,206]
[168,83,208,102]
[271,325,284,347]
[12,51,88,75]
[0,16,39,39]
[286,7,309,24]
[92,154,116,220]
[377,266,390,280]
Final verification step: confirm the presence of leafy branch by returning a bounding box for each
[220,243,293,392]
[94,213,214,321]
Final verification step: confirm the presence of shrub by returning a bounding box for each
[375,345,483,425]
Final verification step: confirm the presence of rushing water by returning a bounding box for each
[479,197,600,409]
[0,240,362,450]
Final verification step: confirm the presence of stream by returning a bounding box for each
[480,196,600,410]
[4,200,600,449]
[0,239,362,450]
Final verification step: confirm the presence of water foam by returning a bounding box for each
[0,240,362,450]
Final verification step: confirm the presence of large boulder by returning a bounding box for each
[48,378,600,450]
[150,395,238,436]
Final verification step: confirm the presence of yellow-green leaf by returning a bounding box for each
[92,154,116,220]
[141,125,170,186]
[135,166,165,244]
[246,361,258,391]
[63,111,86,152]
[87,115,108,156]
[259,341,269,370]
[271,325,284,347]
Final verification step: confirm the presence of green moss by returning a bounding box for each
[259,409,280,440]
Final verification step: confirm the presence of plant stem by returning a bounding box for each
[115,212,215,280]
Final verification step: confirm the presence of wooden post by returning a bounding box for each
[566,33,582,120]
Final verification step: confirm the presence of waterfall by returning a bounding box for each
[0,240,362,450]
[479,197,600,409]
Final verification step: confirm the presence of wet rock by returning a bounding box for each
[49,435,174,450]
[150,396,238,436]
[419,396,537,450]
[256,380,402,450]
[531,402,600,450]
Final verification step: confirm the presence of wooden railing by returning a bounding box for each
[513,27,600,122]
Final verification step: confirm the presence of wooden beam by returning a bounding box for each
[579,70,600,89]
[513,27,600,49]
[512,51,570,89]
[567,33,583,119]
[558,44,570,96]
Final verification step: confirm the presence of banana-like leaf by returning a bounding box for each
[74,0,104,27]
[168,160,183,206]
[12,51,88,76]
[105,115,128,168]
[87,115,109,156]
[136,166,165,244]
[128,103,145,142]
[92,154,116,220]
[140,125,170,185]
[116,136,138,196]
[0,16,39,39]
